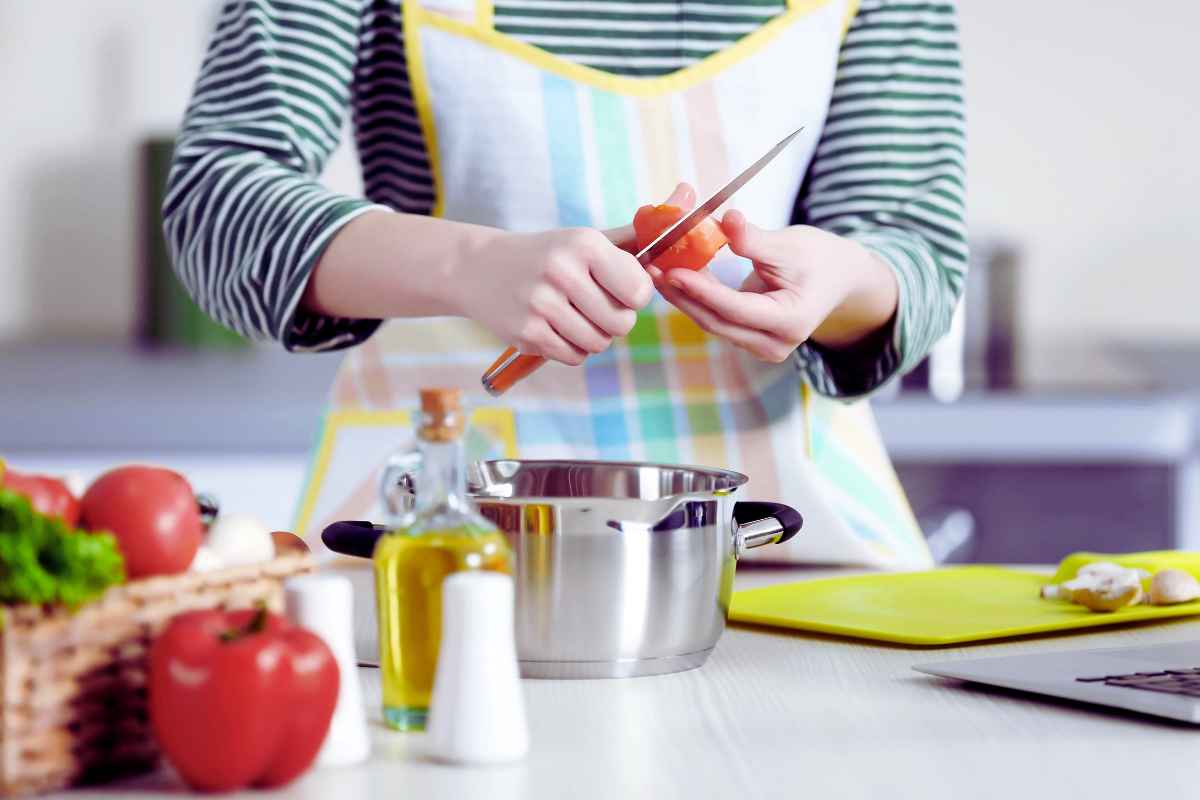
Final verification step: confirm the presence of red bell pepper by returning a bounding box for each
[149,609,339,793]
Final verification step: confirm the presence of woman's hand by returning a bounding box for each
[656,210,899,363]
[453,227,653,366]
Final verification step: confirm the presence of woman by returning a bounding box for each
[166,0,965,568]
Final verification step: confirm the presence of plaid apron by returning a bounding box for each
[294,0,933,569]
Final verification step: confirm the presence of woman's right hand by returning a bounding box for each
[453,228,654,366]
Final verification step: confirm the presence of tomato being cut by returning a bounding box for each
[633,204,728,271]
[80,466,202,579]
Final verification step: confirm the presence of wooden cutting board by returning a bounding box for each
[729,562,1200,646]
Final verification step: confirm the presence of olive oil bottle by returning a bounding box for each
[374,388,512,731]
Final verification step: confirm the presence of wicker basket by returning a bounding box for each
[0,552,315,797]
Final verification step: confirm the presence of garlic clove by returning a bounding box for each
[1040,584,1067,600]
[1070,582,1143,612]
[1148,569,1200,606]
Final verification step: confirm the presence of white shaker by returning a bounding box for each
[426,571,528,765]
[285,573,372,768]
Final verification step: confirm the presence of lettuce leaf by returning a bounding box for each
[0,489,125,608]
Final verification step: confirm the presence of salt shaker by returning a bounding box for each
[425,571,528,765]
[285,574,372,768]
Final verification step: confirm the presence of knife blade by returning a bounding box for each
[482,125,806,397]
[633,125,804,267]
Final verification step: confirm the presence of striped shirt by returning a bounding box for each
[164,0,967,399]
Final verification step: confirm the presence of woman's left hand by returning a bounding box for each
[656,210,900,363]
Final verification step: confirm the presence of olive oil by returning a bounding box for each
[374,389,513,731]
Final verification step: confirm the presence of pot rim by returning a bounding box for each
[469,458,749,503]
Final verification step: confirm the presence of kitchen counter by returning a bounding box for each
[59,566,1200,800]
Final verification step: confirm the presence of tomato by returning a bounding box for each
[79,466,202,578]
[149,609,339,792]
[2,469,80,526]
[632,204,728,271]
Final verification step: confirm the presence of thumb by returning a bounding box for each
[721,210,784,264]
[663,181,697,211]
[604,182,699,252]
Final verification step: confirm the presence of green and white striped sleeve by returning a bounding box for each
[163,0,388,352]
[793,0,968,399]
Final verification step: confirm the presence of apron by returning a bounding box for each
[294,0,934,570]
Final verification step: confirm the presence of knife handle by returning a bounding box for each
[481,347,546,397]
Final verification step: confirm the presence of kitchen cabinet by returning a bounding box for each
[874,394,1200,562]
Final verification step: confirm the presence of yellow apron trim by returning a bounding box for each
[801,380,813,459]
[409,0,834,99]
[405,0,847,217]
[475,0,493,29]
[292,407,518,539]
[841,0,860,39]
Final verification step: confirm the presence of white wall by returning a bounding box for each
[957,1,1200,384]
[1,1,1198,385]
[0,0,361,341]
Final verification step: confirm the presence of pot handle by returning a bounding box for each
[732,501,803,556]
[322,520,386,559]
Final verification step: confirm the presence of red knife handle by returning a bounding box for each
[481,347,546,396]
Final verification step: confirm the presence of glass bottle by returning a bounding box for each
[373,388,513,731]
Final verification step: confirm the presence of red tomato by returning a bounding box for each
[632,204,728,271]
[149,609,339,792]
[2,469,80,526]
[79,466,202,578]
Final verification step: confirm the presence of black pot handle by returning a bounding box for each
[322,520,386,559]
[732,501,804,553]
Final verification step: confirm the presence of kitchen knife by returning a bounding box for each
[481,125,805,397]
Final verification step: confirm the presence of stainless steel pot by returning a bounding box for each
[322,459,802,679]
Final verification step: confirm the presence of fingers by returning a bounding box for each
[720,210,786,264]
[545,298,613,356]
[548,264,637,337]
[515,317,590,366]
[656,279,797,364]
[586,240,655,311]
[603,223,637,253]
[664,268,787,331]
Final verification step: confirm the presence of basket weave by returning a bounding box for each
[0,552,315,797]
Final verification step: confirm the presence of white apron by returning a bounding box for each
[294,0,934,570]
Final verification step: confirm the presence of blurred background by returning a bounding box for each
[2,1,1198,563]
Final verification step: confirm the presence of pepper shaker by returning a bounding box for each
[425,571,528,765]
[285,573,372,767]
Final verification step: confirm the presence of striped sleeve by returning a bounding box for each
[163,0,389,352]
[793,0,967,399]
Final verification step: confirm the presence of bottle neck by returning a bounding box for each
[415,435,468,513]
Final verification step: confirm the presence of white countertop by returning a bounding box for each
[57,567,1200,800]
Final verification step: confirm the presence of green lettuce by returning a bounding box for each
[0,489,125,608]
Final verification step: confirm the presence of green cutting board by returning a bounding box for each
[729,563,1200,646]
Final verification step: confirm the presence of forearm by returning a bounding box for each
[301,210,501,320]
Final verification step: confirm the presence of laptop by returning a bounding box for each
[914,640,1200,724]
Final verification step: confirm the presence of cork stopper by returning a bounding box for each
[418,388,465,442]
